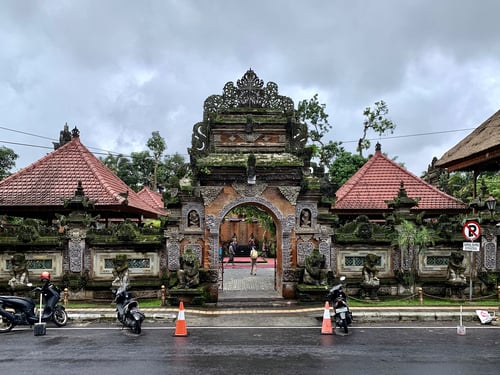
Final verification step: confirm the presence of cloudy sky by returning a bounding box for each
[1,0,500,177]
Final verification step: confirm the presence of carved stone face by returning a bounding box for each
[450,251,464,265]
[113,254,128,272]
[365,253,378,268]
[182,249,199,268]
[11,253,27,272]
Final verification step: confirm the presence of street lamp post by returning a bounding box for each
[485,195,497,220]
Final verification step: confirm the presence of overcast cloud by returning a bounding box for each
[1,0,500,177]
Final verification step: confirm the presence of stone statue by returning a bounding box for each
[8,253,30,292]
[446,251,467,300]
[112,254,130,291]
[177,248,200,288]
[360,253,380,300]
[303,248,330,286]
[188,210,200,227]
[362,253,380,287]
[447,251,466,284]
[300,209,311,227]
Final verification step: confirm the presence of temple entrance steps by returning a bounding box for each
[217,261,295,307]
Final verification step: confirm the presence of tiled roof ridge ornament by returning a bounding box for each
[385,181,420,210]
[53,123,80,149]
[71,126,80,138]
[63,181,95,210]
[375,142,382,153]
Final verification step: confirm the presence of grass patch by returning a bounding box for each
[63,297,499,309]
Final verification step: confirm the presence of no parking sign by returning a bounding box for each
[462,221,481,241]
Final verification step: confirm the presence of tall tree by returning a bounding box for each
[0,146,18,180]
[296,94,343,173]
[157,152,190,202]
[329,151,367,188]
[357,100,396,157]
[147,131,166,191]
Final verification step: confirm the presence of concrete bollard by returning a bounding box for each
[63,288,69,307]
[418,287,423,305]
[161,285,166,306]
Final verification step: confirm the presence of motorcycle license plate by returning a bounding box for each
[335,306,348,313]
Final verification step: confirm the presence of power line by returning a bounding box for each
[340,128,475,144]
[0,124,475,157]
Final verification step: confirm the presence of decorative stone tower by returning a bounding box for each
[170,69,328,300]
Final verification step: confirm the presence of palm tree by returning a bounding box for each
[394,219,433,294]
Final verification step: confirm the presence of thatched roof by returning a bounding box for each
[435,109,500,172]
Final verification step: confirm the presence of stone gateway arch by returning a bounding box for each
[165,70,332,302]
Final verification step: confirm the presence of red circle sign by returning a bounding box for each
[462,221,481,241]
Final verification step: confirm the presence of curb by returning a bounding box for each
[65,305,499,323]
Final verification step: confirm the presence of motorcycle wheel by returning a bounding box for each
[0,310,14,333]
[342,318,348,334]
[53,307,68,327]
[131,320,142,334]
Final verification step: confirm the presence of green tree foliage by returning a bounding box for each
[393,219,433,293]
[0,146,18,180]
[358,100,396,157]
[446,172,474,202]
[329,151,367,187]
[296,94,343,172]
[229,206,276,245]
[158,152,190,203]
[147,131,166,191]
[479,172,500,200]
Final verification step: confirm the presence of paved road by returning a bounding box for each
[1,322,499,375]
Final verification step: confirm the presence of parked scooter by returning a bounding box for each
[113,286,145,334]
[0,271,68,333]
[327,276,352,334]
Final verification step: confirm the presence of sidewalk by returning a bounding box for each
[64,260,499,325]
[65,305,499,325]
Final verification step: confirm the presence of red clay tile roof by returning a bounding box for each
[0,137,166,219]
[332,147,467,213]
[137,187,165,211]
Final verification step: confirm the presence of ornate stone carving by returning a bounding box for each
[69,239,85,272]
[241,132,262,143]
[200,186,224,206]
[297,242,314,266]
[182,203,204,232]
[483,233,497,270]
[205,214,217,233]
[282,214,296,233]
[296,202,318,229]
[190,121,209,154]
[232,182,267,197]
[279,186,301,206]
[203,69,294,113]
[319,241,331,269]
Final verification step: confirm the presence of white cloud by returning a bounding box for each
[1,0,499,177]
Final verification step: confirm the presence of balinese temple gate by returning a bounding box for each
[166,69,330,301]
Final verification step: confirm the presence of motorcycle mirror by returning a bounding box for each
[339,276,346,282]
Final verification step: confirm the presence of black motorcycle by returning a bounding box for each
[0,275,68,333]
[113,287,145,334]
[327,276,352,334]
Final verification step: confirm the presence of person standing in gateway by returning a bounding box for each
[226,240,236,267]
[250,246,258,275]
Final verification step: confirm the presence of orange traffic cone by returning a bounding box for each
[321,301,333,335]
[173,301,188,337]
